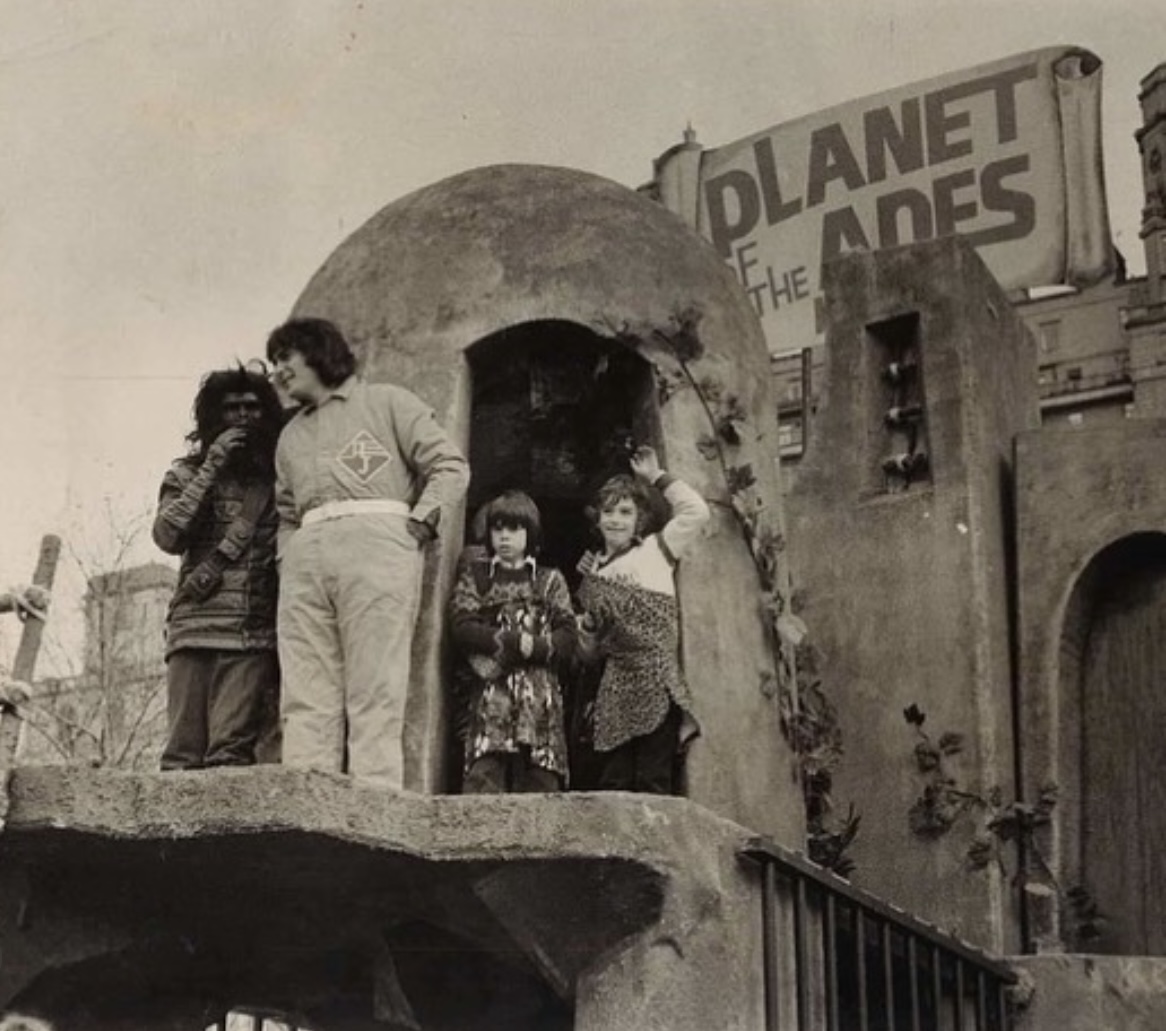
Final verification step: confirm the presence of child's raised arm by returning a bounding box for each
[631,447,710,562]
[658,476,710,561]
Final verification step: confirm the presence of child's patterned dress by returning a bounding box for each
[576,474,710,754]
[449,554,575,780]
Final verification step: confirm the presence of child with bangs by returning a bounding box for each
[449,490,576,793]
[576,446,710,794]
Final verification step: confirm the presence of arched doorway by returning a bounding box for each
[1060,532,1166,954]
[465,320,661,584]
[460,320,662,790]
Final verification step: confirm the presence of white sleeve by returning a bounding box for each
[658,476,710,561]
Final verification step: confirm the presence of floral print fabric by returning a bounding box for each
[449,557,574,779]
[577,563,695,752]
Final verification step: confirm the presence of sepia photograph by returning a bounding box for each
[0,2,1162,1027]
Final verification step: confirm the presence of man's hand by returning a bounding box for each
[630,445,663,483]
[576,614,605,663]
[407,517,437,546]
[204,427,249,472]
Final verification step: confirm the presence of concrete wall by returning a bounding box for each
[1011,955,1166,1031]
[0,767,767,1031]
[1127,318,1166,415]
[788,235,1039,953]
[289,164,802,843]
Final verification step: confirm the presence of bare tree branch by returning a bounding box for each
[21,500,172,769]
[112,676,167,768]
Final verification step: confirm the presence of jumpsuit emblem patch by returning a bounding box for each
[338,430,393,481]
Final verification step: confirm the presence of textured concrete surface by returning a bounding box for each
[788,236,1039,954]
[290,163,802,843]
[1011,955,1166,1031]
[0,765,766,1030]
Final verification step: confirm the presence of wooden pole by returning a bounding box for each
[1,534,63,767]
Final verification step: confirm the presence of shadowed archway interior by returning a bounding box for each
[464,320,662,587]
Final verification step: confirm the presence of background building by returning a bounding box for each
[18,561,172,768]
[769,62,1166,467]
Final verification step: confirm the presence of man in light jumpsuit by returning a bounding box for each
[268,317,469,788]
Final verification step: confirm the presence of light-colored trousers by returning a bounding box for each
[278,513,422,787]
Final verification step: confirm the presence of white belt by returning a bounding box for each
[301,499,411,526]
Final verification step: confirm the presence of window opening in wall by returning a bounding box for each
[1038,320,1061,354]
[778,416,803,454]
[866,312,930,493]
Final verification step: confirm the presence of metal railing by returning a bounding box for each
[741,837,1016,1031]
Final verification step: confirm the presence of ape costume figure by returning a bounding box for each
[153,365,284,769]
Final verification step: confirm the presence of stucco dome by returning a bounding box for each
[291,163,770,385]
[285,163,799,841]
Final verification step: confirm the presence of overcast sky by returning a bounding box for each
[1,0,1162,668]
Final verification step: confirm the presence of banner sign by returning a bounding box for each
[654,48,1114,352]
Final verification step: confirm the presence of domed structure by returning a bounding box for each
[293,163,800,838]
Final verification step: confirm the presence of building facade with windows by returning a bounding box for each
[770,61,1166,466]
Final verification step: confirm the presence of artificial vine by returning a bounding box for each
[785,640,860,876]
[642,306,858,876]
[903,704,1103,945]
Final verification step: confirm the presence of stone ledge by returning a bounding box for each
[3,764,753,864]
[0,765,768,1025]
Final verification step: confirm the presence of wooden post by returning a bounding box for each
[0,534,63,767]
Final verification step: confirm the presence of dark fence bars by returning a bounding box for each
[741,838,1016,1031]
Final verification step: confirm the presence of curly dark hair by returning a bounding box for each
[587,474,654,537]
[265,317,357,388]
[188,366,284,478]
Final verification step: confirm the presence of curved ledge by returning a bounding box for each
[0,765,759,1023]
[3,764,745,864]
